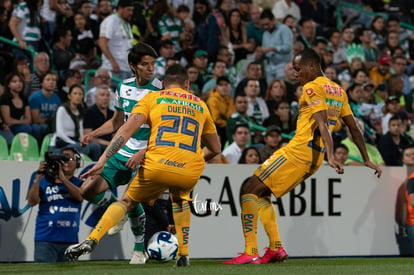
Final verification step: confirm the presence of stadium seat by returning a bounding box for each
[8,133,39,161]
[81,153,93,163]
[0,135,9,160]
[39,134,52,160]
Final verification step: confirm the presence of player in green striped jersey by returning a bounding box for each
[80,42,162,264]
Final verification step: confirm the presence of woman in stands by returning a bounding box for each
[50,84,101,160]
[238,146,260,164]
[0,72,34,139]
[220,9,253,64]
[264,79,287,112]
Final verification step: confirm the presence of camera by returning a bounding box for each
[43,152,70,182]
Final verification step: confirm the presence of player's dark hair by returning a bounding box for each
[164,64,188,87]
[296,48,321,65]
[128,42,158,65]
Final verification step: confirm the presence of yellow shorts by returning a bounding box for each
[126,166,201,203]
[254,152,312,198]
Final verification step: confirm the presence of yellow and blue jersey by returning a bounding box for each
[281,76,353,172]
[131,87,217,176]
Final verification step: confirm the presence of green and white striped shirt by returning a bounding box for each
[158,14,183,53]
[12,2,41,42]
[114,77,162,161]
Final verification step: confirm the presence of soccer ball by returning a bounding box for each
[147,231,178,262]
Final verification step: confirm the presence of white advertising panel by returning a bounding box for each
[0,161,406,261]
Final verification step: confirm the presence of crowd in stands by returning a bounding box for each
[1,0,414,165]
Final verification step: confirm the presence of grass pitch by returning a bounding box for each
[1,258,413,275]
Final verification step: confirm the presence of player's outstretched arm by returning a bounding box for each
[201,133,221,162]
[80,109,125,146]
[81,113,146,179]
[342,115,382,178]
[313,110,344,174]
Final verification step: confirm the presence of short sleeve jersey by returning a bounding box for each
[35,177,82,243]
[28,90,61,120]
[131,87,217,176]
[12,2,41,42]
[99,14,133,72]
[114,77,162,161]
[282,76,353,172]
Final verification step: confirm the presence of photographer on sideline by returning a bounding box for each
[27,148,83,262]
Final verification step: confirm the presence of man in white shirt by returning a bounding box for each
[84,68,115,110]
[98,0,134,80]
[223,124,251,164]
[272,0,301,22]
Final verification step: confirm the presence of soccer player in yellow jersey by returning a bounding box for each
[65,64,221,266]
[223,48,382,265]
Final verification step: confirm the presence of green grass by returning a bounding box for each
[0,258,413,275]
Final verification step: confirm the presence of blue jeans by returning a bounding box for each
[0,129,14,146]
[405,224,414,256]
[31,123,50,145]
[9,124,33,135]
[34,241,74,262]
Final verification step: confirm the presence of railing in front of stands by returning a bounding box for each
[0,36,37,57]
[336,2,414,31]
[0,36,37,72]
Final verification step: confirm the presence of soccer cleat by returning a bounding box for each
[129,251,149,264]
[107,215,128,236]
[65,239,97,260]
[174,255,190,267]
[260,247,288,263]
[222,252,261,264]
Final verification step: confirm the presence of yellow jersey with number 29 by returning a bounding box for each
[131,87,217,177]
[281,76,353,173]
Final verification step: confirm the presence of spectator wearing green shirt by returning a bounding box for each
[341,117,385,166]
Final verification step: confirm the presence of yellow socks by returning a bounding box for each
[241,194,259,255]
[88,202,127,242]
[172,201,191,256]
[258,196,282,250]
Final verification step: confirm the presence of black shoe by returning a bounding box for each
[174,255,190,267]
[65,239,97,260]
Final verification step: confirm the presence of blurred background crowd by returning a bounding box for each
[0,0,414,166]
